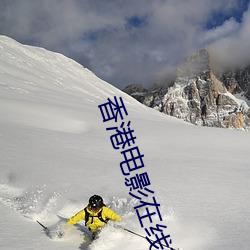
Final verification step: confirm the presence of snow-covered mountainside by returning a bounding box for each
[0,36,250,250]
[124,49,250,130]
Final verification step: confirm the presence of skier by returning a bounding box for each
[66,194,122,239]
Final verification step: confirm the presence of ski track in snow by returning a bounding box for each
[0,180,156,250]
[0,179,184,250]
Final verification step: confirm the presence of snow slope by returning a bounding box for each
[0,35,250,250]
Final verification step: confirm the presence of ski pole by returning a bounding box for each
[122,227,180,250]
[37,220,48,230]
[37,220,50,233]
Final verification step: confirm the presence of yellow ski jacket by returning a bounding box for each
[67,206,121,233]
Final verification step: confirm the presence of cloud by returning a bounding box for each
[0,0,249,89]
[208,4,250,69]
[200,18,240,45]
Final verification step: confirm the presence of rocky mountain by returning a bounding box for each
[217,66,250,100]
[123,49,250,130]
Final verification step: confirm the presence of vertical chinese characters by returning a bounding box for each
[98,96,173,250]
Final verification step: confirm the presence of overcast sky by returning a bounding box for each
[0,0,249,89]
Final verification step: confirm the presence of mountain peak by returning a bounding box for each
[124,48,250,130]
[177,49,210,78]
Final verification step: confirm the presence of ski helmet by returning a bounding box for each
[89,195,104,210]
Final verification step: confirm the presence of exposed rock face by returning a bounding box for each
[123,84,147,103]
[123,49,250,130]
[217,66,250,99]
